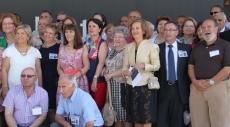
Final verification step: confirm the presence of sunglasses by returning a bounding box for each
[21,74,36,78]
[57,19,64,22]
[210,11,220,15]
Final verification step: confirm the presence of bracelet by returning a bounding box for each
[93,75,98,79]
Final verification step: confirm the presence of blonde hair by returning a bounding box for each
[16,24,33,46]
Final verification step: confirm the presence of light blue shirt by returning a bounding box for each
[56,88,104,127]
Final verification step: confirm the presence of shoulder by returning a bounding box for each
[8,85,21,95]
[76,89,94,103]
[36,86,48,96]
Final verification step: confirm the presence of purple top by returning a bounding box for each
[3,84,48,126]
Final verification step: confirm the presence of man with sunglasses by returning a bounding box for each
[56,12,67,42]
[210,5,230,28]
[3,67,48,127]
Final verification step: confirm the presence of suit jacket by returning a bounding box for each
[224,27,230,32]
[156,42,192,104]
[220,30,230,43]
[123,39,160,86]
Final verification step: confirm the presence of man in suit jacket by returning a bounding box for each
[213,12,230,33]
[220,30,230,42]
[156,21,192,127]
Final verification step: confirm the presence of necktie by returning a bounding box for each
[168,45,176,83]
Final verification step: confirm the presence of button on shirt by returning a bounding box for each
[165,41,178,80]
[3,84,48,127]
[56,88,104,127]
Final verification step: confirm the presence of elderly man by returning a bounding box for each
[212,12,229,33]
[120,15,128,27]
[210,5,230,28]
[188,19,230,127]
[127,10,141,43]
[51,74,104,127]
[3,67,48,127]
[176,15,186,35]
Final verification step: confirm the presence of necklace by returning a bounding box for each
[17,45,29,56]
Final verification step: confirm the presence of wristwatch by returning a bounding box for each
[209,79,215,86]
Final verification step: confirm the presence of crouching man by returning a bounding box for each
[51,74,104,127]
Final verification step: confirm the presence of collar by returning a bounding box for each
[165,40,177,48]
[20,84,37,92]
[220,27,225,33]
[69,87,78,102]
[202,37,221,46]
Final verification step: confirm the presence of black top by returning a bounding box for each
[39,43,60,90]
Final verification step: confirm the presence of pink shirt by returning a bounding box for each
[3,85,48,127]
[127,35,134,43]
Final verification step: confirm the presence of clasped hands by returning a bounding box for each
[193,79,211,91]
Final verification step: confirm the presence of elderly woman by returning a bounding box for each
[1,24,42,97]
[103,26,132,127]
[105,23,116,53]
[179,17,197,45]
[122,19,160,127]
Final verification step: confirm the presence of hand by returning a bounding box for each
[133,63,145,70]
[101,67,107,76]
[91,79,97,92]
[123,70,132,76]
[104,73,112,81]
[200,80,211,90]
[193,80,208,91]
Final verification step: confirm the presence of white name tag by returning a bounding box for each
[71,116,79,125]
[49,53,58,59]
[32,106,42,115]
[178,50,188,57]
[209,50,219,57]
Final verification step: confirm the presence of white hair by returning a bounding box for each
[59,74,77,86]
[147,21,155,31]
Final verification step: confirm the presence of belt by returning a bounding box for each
[167,80,178,85]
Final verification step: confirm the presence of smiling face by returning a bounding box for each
[157,20,168,34]
[131,21,144,40]
[197,26,203,40]
[201,20,218,42]
[88,21,101,36]
[56,14,67,30]
[16,28,30,44]
[164,23,179,43]
[65,29,75,43]
[113,32,127,48]
[106,27,115,40]
[37,19,48,33]
[182,20,195,35]
[2,17,16,34]
[44,27,57,42]
[213,12,227,31]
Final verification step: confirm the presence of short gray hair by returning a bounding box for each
[147,21,155,31]
[16,24,33,46]
[59,74,77,86]
[113,26,130,40]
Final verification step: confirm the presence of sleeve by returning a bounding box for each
[56,96,65,115]
[2,89,15,108]
[34,48,42,59]
[2,47,11,58]
[223,42,230,66]
[188,50,195,65]
[40,90,48,113]
[82,98,96,123]
[122,45,129,71]
[145,44,160,72]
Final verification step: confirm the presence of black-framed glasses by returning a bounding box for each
[210,11,220,15]
[57,19,63,22]
[21,74,36,78]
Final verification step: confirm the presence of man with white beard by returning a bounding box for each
[188,19,230,127]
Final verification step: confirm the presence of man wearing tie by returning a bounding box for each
[156,21,192,127]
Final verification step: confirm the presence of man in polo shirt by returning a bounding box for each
[188,19,230,127]
[3,67,48,127]
[51,74,103,127]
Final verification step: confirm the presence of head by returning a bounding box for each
[93,13,107,28]
[105,23,117,40]
[212,12,227,31]
[13,13,22,25]
[201,19,218,43]
[120,15,129,27]
[15,24,33,45]
[0,13,19,34]
[39,10,53,23]
[210,5,224,18]
[87,18,103,36]
[20,67,37,88]
[181,17,197,36]
[176,15,186,30]
[164,21,179,43]
[130,19,151,41]
[58,74,77,99]
[37,18,49,34]
[155,15,171,34]
[128,10,141,28]
[56,12,67,31]
[63,24,83,49]
[147,21,155,36]
[113,26,129,48]
[195,22,204,42]
[63,16,77,30]
[44,23,59,43]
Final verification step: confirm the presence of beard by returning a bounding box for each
[203,32,216,42]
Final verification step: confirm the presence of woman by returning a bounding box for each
[85,18,108,111]
[179,17,197,45]
[192,22,203,48]
[39,23,60,126]
[122,19,160,127]
[63,16,77,27]
[0,13,19,48]
[152,15,171,44]
[104,26,132,127]
[1,24,42,97]
[105,23,116,53]
[57,24,90,93]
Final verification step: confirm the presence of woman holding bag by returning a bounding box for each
[122,19,160,127]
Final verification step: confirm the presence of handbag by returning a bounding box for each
[102,81,117,126]
[148,76,160,89]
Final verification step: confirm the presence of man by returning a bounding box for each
[176,15,186,34]
[32,10,53,37]
[51,74,104,127]
[212,12,229,33]
[156,21,192,127]
[119,15,128,27]
[188,19,230,127]
[56,12,67,41]
[210,5,230,28]
[127,10,141,43]
[3,67,48,127]
[32,18,49,47]
[220,29,230,42]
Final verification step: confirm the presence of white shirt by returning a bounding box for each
[220,27,226,33]
[165,41,178,80]
[226,22,230,28]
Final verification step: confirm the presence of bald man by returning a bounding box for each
[3,67,48,127]
[212,12,229,32]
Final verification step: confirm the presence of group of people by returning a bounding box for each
[0,4,229,127]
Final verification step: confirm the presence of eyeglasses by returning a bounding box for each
[163,29,178,32]
[210,11,220,15]
[44,31,55,35]
[57,19,64,22]
[21,74,36,78]
[2,22,14,26]
[184,25,195,28]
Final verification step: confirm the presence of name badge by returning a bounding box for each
[32,106,42,115]
[71,116,79,125]
[178,50,188,57]
[49,53,58,59]
[209,50,219,57]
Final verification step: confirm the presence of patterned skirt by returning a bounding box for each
[109,79,127,121]
[125,84,157,123]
